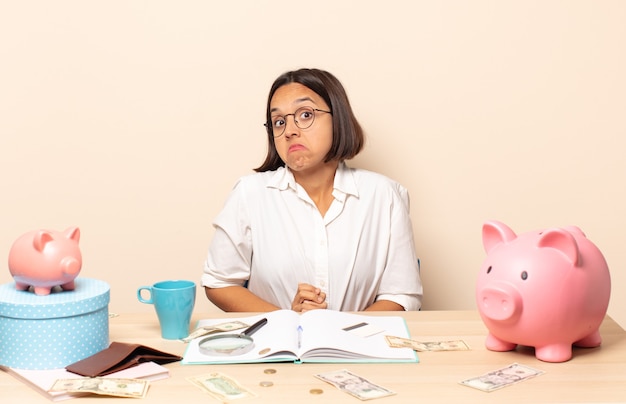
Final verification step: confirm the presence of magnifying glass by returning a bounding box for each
[198,317,268,356]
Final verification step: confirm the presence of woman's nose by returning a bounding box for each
[283,117,300,138]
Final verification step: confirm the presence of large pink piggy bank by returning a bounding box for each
[8,227,82,296]
[476,220,611,362]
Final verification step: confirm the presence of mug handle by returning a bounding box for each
[137,286,154,304]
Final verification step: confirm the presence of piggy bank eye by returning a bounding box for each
[521,271,528,280]
[486,266,492,274]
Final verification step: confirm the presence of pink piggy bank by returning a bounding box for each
[476,220,611,362]
[8,227,82,295]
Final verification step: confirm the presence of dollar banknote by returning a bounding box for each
[460,363,545,392]
[315,369,395,400]
[188,372,257,401]
[182,320,249,342]
[385,335,470,351]
[49,377,149,398]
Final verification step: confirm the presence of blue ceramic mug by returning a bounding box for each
[137,280,196,339]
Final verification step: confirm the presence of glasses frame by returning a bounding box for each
[264,107,332,138]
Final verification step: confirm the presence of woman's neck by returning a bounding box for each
[292,161,339,216]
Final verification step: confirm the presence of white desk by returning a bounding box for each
[1,311,625,403]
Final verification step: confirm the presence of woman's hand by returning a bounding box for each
[291,283,327,312]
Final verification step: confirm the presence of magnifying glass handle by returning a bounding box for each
[243,318,268,337]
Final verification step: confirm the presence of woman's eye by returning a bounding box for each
[273,118,285,128]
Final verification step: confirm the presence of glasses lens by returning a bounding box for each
[270,116,286,137]
[294,107,315,129]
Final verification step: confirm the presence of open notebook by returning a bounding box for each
[182,309,418,365]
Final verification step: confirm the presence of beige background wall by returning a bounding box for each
[1,1,625,327]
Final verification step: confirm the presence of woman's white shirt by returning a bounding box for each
[202,162,422,311]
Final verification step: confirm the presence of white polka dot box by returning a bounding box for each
[0,277,110,370]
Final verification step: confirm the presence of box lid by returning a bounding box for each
[0,277,109,319]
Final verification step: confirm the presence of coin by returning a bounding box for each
[263,368,277,374]
[259,381,274,387]
[309,388,324,395]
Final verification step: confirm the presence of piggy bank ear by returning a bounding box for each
[562,225,586,238]
[63,227,81,242]
[537,228,580,266]
[33,231,54,252]
[482,220,517,253]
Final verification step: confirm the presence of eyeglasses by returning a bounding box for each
[265,106,332,138]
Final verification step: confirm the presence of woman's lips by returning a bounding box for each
[288,144,306,153]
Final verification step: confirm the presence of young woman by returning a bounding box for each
[202,68,422,312]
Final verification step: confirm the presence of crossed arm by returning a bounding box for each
[204,283,404,313]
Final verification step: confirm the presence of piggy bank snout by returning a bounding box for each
[60,256,81,275]
[478,282,522,322]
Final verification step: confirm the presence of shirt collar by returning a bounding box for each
[267,165,295,191]
[267,162,359,199]
[333,162,359,199]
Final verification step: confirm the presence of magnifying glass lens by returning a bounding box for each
[198,317,267,356]
[199,336,254,356]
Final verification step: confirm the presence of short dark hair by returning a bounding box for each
[255,68,365,172]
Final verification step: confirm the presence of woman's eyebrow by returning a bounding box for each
[293,96,315,104]
[270,97,317,114]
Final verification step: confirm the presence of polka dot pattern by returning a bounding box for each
[0,278,110,370]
